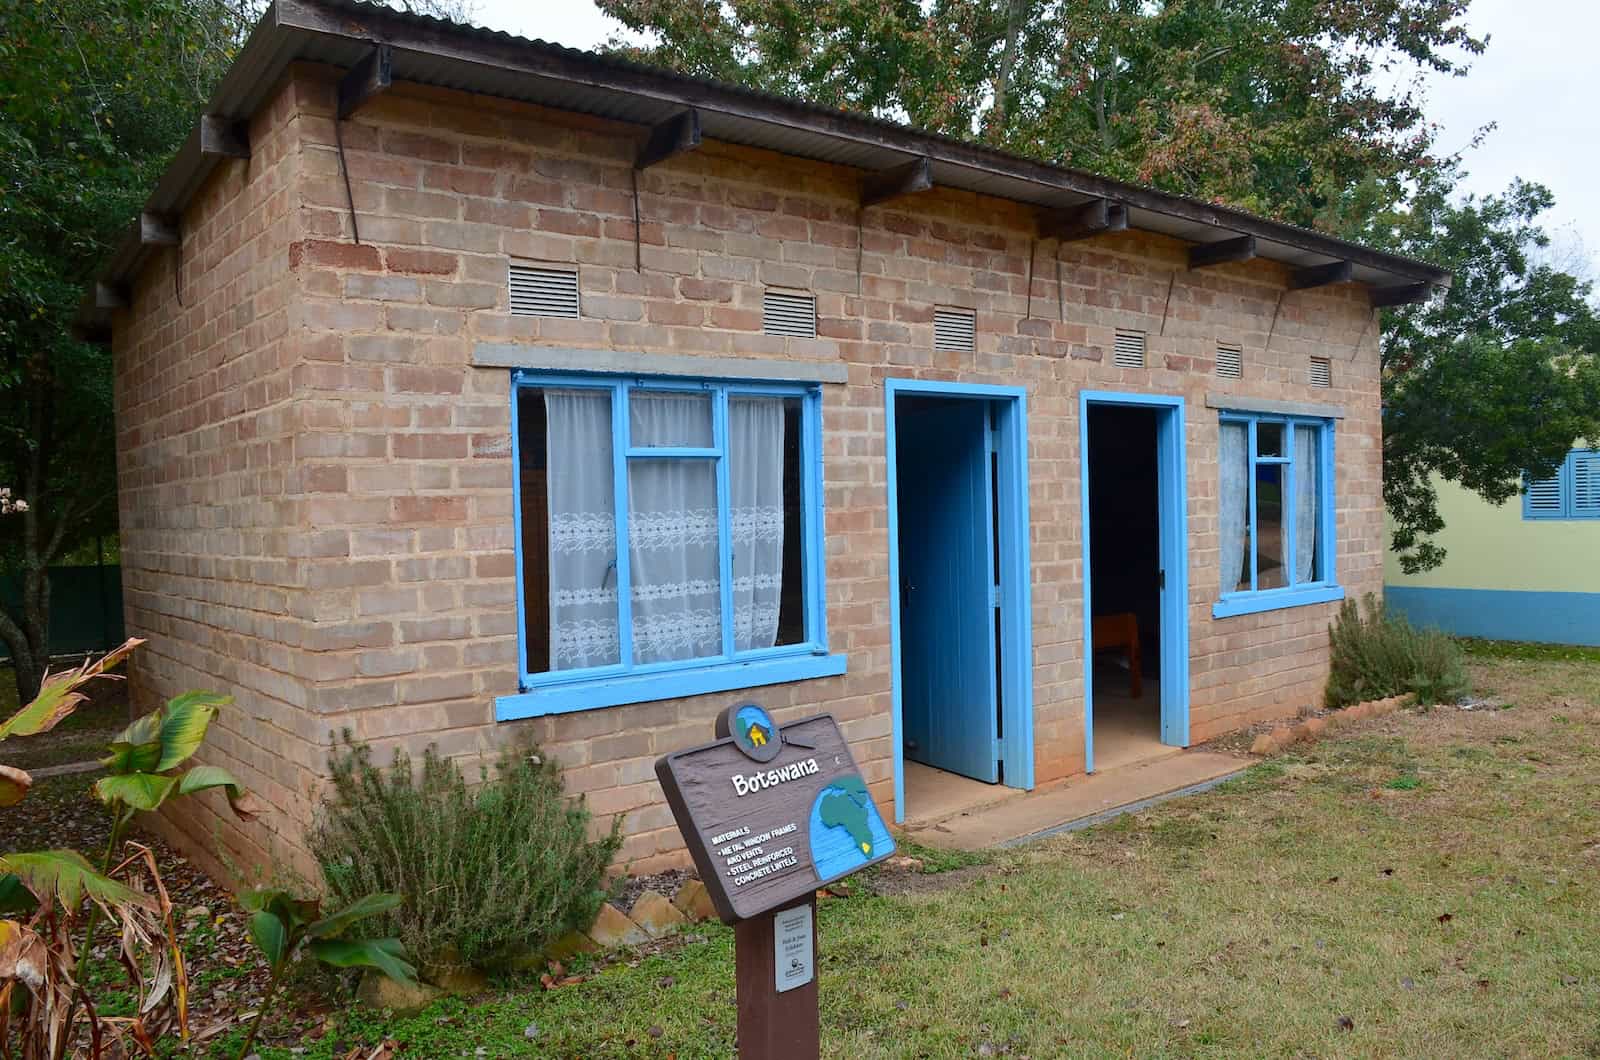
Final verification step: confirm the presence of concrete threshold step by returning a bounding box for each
[907,750,1249,851]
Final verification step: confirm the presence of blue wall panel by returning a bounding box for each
[1386,585,1600,646]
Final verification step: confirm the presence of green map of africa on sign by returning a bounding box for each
[808,774,894,883]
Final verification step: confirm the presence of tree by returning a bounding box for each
[600,0,1600,571]
[1368,172,1600,572]
[595,0,1482,228]
[0,0,248,703]
[0,0,478,707]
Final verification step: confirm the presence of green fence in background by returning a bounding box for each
[0,566,125,660]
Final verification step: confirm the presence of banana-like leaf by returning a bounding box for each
[0,850,155,912]
[247,910,288,967]
[0,637,142,741]
[0,920,46,987]
[306,892,402,939]
[239,888,321,930]
[0,875,35,916]
[0,765,30,808]
[105,709,163,773]
[94,772,179,813]
[155,691,232,772]
[175,765,259,820]
[102,739,162,774]
[308,937,416,983]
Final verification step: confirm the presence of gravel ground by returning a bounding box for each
[612,867,695,913]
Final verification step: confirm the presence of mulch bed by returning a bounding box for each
[8,771,719,1055]
[6,771,330,1053]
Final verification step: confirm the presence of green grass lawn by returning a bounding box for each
[215,652,1600,1059]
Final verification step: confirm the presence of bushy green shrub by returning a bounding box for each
[1324,594,1468,709]
[312,738,622,973]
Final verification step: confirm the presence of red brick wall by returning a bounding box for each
[113,65,1383,880]
[113,74,313,881]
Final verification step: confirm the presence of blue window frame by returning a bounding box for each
[1213,411,1343,618]
[497,371,844,721]
[1523,449,1600,520]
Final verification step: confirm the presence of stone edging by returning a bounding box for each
[573,878,717,951]
[1249,694,1414,755]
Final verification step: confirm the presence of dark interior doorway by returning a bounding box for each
[1086,405,1163,769]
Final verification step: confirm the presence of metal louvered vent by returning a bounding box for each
[1309,356,1333,387]
[934,307,976,353]
[509,264,579,318]
[1113,329,1147,369]
[1216,343,1243,379]
[763,290,816,338]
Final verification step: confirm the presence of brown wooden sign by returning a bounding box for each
[655,705,896,924]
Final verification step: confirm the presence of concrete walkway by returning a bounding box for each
[904,749,1249,850]
[22,759,102,779]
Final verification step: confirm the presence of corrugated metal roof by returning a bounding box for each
[75,0,1450,338]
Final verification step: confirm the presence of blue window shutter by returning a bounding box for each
[1571,452,1600,518]
[1524,468,1565,519]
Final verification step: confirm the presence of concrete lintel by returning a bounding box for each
[1205,392,1345,420]
[472,343,850,385]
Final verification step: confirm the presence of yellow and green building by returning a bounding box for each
[1386,449,1600,645]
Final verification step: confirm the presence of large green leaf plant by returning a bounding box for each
[93,689,259,845]
[73,681,260,1000]
[0,638,187,1056]
[1,638,260,1055]
[234,889,415,1058]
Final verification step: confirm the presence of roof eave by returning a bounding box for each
[75,0,1451,342]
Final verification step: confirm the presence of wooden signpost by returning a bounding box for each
[656,704,896,1059]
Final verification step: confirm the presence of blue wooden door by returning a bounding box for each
[897,400,1000,783]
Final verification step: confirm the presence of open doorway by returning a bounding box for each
[1080,391,1191,774]
[1086,405,1164,769]
[888,382,1033,825]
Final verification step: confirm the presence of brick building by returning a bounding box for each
[77,0,1450,881]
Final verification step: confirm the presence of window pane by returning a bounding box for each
[630,391,712,447]
[1256,463,1286,589]
[1292,426,1320,583]
[727,396,797,650]
[628,459,723,663]
[777,399,806,645]
[1256,421,1284,458]
[1219,422,1250,594]
[540,389,620,672]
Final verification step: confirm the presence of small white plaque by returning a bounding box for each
[774,903,814,993]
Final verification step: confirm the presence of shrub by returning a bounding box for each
[1324,593,1468,709]
[312,738,622,973]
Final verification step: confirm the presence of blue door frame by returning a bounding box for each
[1079,390,1191,772]
[886,379,1035,824]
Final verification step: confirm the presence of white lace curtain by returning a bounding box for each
[545,389,786,671]
[545,390,620,670]
[729,397,786,651]
[1219,422,1249,594]
[1219,421,1319,594]
[1292,427,1317,583]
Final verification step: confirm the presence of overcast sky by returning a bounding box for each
[468,0,1598,278]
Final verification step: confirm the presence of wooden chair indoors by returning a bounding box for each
[1092,612,1142,698]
